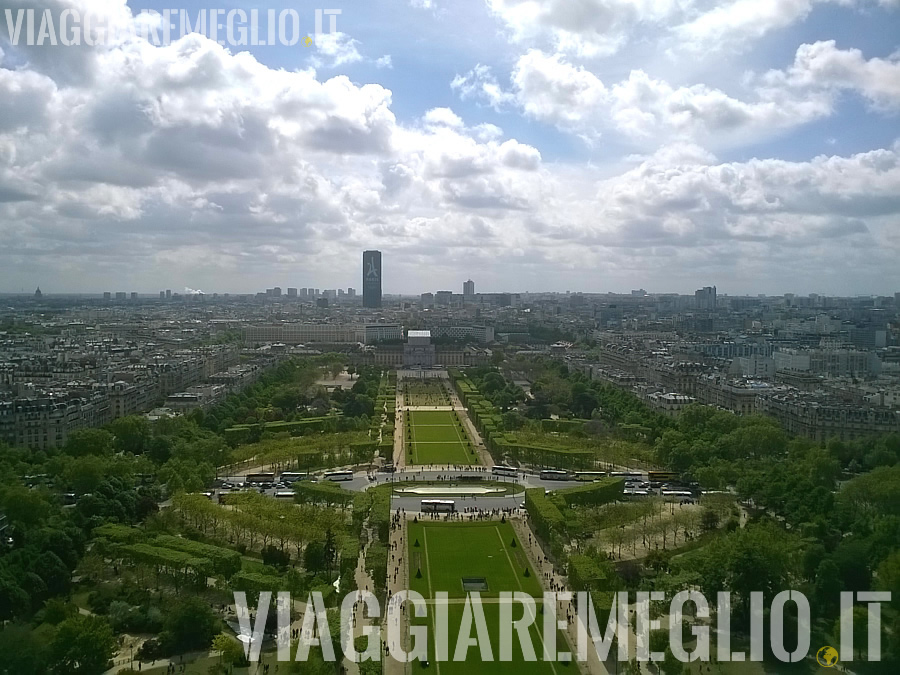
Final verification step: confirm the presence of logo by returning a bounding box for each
[817,646,839,667]
[366,258,379,280]
[303,35,313,47]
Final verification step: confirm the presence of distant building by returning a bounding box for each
[363,250,382,308]
[404,330,435,367]
[365,324,403,343]
[34,287,42,298]
[287,287,298,297]
[695,286,717,310]
[434,290,453,306]
[103,292,111,301]
[115,292,127,301]
[243,324,364,344]
[463,279,475,297]
[131,292,138,300]
[165,289,172,299]
[160,291,166,299]
[348,288,356,298]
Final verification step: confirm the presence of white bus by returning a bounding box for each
[324,470,354,482]
[274,491,296,500]
[421,499,456,513]
[492,465,518,478]
[279,472,306,484]
[575,471,608,481]
[662,490,693,499]
[610,471,643,479]
[540,469,571,481]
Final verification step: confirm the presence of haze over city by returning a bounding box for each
[1,0,899,295]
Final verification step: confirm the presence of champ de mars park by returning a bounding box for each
[2,359,896,675]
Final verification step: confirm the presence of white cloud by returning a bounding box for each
[761,40,900,110]
[487,0,684,57]
[0,0,899,293]
[375,55,393,69]
[455,51,833,146]
[673,0,816,54]
[312,32,364,68]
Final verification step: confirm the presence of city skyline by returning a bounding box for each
[0,2,898,296]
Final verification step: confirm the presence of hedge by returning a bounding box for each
[154,535,242,578]
[567,554,613,592]
[556,478,624,507]
[524,488,565,541]
[540,419,589,433]
[120,543,212,579]
[224,416,341,444]
[231,570,286,595]
[339,537,360,577]
[369,489,391,543]
[364,542,388,600]
[294,481,354,507]
[93,523,142,543]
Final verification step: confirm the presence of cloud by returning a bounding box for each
[486,0,684,58]
[672,0,817,54]
[454,51,833,147]
[0,0,898,294]
[760,40,900,111]
[312,32,364,68]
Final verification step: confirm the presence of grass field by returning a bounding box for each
[407,410,475,465]
[404,379,451,406]
[405,522,571,673]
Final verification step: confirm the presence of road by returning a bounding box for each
[213,468,582,512]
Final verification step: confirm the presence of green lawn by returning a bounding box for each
[408,410,475,465]
[410,602,575,675]
[408,521,541,599]
[405,522,573,673]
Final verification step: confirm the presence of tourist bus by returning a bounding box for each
[324,470,354,482]
[491,465,518,478]
[610,471,644,480]
[421,499,456,513]
[274,491,296,500]
[279,472,306,484]
[246,472,276,485]
[575,471,608,481]
[648,471,679,483]
[540,469,571,481]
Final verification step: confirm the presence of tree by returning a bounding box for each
[0,623,48,675]
[64,456,108,495]
[323,528,337,579]
[64,428,115,457]
[661,646,683,675]
[699,507,719,533]
[0,485,51,527]
[813,558,842,614]
[0,574,30,620]
[50,615,117,675]
[304,541,326,574]
[481,372,506,394]
[875,551,900,608]
[162,596,220,653]
[107,415,151,454]
[212,633,246,666]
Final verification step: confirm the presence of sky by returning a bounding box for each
[0,0,899,296]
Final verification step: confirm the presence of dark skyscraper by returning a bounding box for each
[363,250,382,308]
